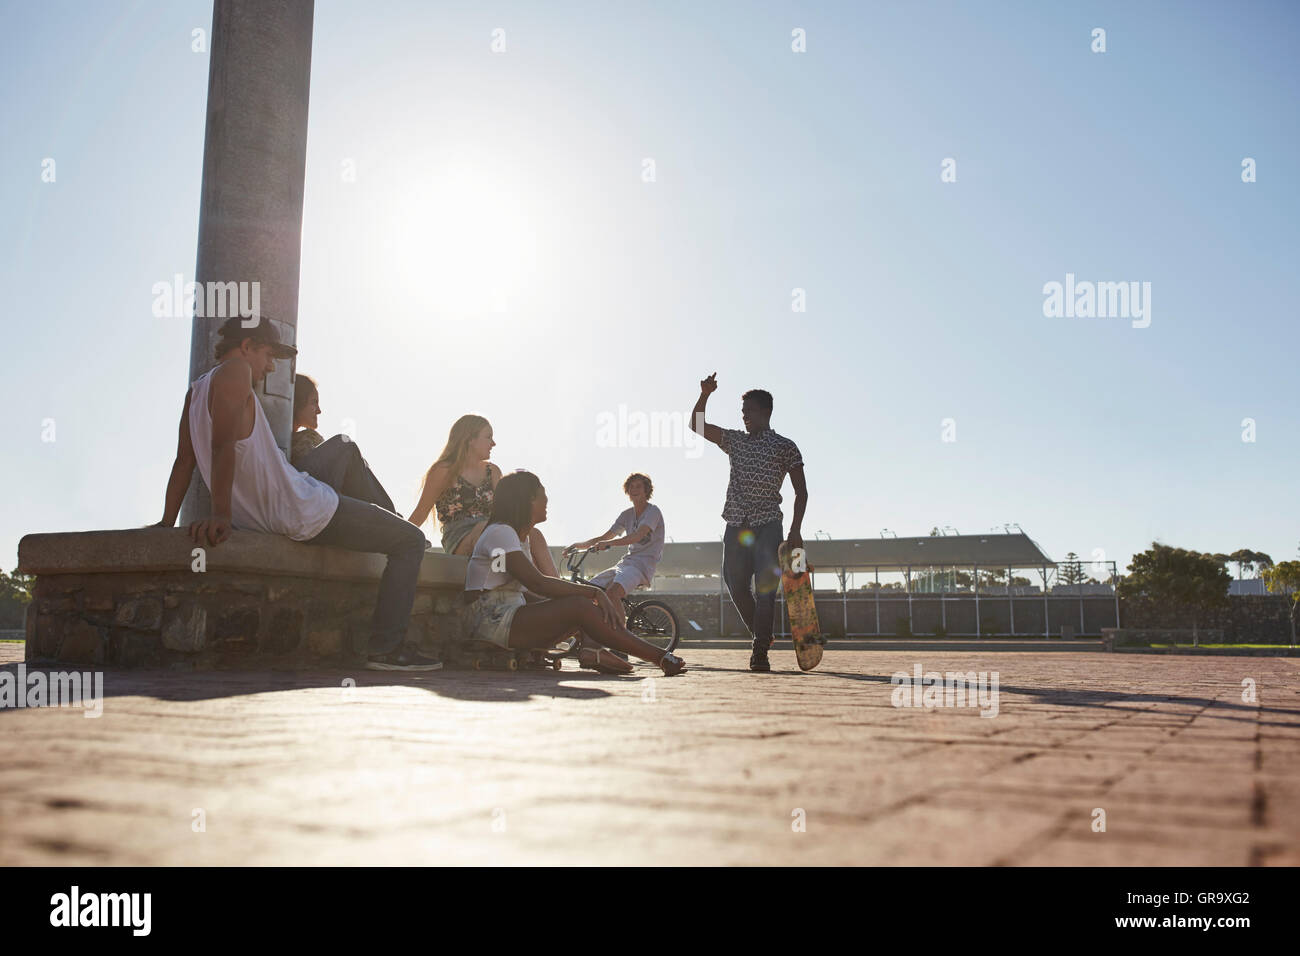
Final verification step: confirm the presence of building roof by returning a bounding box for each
[551,532,1055,576]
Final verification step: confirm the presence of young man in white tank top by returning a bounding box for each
[155,317,439,671]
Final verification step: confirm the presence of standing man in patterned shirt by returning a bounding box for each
[690,373,808,672]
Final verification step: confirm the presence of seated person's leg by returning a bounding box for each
[305,495,431,659]
[297,435,397,512]
[505,597,636,673]
[587,564,647,660]
[581,566,625,635]
[588,567,616,590]
[597,561,653,605]
[505,596,685,675]
[345,448,397,513]
[295,433,352,489]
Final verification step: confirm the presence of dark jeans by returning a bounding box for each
[297,435,397,513]
[306,494,429,657]
[722,520,783,650]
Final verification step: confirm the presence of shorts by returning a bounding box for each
[463,587,526,649]
[590,560,654,594]
[441,515,484,555]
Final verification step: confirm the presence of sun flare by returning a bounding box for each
[390,164,539,317]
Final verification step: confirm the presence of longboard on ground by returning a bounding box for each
[445,640,564,672]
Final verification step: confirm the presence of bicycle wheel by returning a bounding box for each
[626,600,679,653]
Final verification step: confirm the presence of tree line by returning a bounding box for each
[0,569,33,630]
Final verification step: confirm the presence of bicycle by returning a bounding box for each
[562,547,680,653]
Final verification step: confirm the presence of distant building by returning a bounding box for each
[1229,579,1268,596]
[552,530,1120,636]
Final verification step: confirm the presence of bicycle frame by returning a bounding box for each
[562,548,679,653]
[564,547,638,612]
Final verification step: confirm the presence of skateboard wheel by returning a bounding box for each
[472,659,483,670]
[552,658,563,671]
[506,658,519,671]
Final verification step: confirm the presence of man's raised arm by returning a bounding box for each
[689,372,724,447]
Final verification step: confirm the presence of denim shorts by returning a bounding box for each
[464,588,527,649]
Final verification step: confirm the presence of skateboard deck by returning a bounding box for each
[446,640,562,672]
[778,542,825,671]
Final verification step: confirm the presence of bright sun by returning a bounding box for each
[390,163,539,317]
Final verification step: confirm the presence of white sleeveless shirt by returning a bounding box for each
[188,365,339,540]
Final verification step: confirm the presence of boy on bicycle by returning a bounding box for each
[565,473,665,604]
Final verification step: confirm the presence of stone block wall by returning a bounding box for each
[18,528,467,670]
[1119,595,1295,644]
[25,569,465,670]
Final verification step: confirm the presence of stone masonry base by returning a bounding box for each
[18,529,467,670]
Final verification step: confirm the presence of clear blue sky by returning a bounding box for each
[2,0,1297,578]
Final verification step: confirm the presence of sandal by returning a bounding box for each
[578,646,635,675]
[659,652,686,677]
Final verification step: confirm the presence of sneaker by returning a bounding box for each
[749,647,772,672]
[365,645,444,671]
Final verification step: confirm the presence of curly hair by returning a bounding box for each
[623,473,653,499]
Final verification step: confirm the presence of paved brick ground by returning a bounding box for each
[1,642,1296,865]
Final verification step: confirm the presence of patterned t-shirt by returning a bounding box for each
[717,427,803,527]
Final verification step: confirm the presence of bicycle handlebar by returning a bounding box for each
[564,547,594,574]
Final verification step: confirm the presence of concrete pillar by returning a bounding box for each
[181,0,315,522]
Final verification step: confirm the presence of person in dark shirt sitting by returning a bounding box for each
[290,373,397,514]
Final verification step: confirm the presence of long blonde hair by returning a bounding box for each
[417,415,491,516]
[435,414,491,472]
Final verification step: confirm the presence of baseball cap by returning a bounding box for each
[215,316,297,359]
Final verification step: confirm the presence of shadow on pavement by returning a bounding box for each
[0,660,620,707]
[812,669,1300,726]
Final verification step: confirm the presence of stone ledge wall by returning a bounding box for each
[25,569,464,670]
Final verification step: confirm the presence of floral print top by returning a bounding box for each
[289,427,324,467]
[436,465,494,526]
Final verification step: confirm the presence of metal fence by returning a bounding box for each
[755,560,1121,638]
